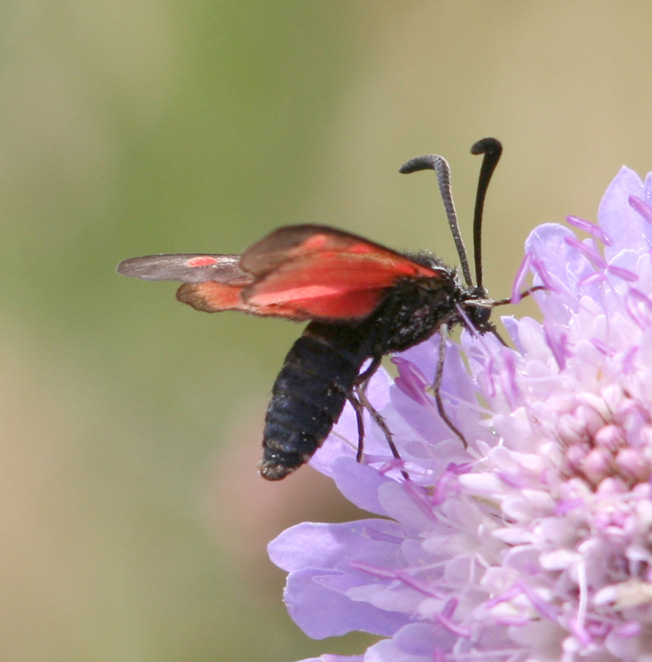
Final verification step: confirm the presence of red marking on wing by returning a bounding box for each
[176,282,245,312]
[240,225,440,320]
[119,225,443,322]
[117,254,251,285]
[177,281,319,318]
[263,287,389,319]
[187,256,220,267]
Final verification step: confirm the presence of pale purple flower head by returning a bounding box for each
[268,166,652,662]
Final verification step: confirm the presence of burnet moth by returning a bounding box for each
[118,138,509,480]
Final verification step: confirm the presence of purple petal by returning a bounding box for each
[269,520,412,638]
[599,167,651,259]
[525,223,595,293]
[392,357,430,406]
[566,215,613,245]
[282,567,406,638]
[390,340,481,450]
[330,457,392,516]
[309,401,359,478]
[628,195,652,225]
[364,623,458,662]
[563,236,606,269]
[511,252,532,303]
[268,519,406,572]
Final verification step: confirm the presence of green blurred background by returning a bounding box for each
[2,2,652,660]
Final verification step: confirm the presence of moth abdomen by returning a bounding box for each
[259,322,370,480]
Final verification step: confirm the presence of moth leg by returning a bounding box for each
[354,384,402,461]
[489,285,546,346]
[353,381,410,480]
[489,325,508,347]
[433,325,468,449]
[349,359,408,479]
[491,285,545,308]
[352,355,397,459]
[345,356,382,463]
[347,391,366,462]
[354,355,382,386]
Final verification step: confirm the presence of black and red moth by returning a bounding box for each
[118,138,504,480]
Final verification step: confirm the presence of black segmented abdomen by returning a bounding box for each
[259,321,371,480]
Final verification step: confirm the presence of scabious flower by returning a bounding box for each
[268,166,652,662]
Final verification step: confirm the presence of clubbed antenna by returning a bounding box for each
[399,154,473,287]
[399,137,503,291]
[470,138,502,292]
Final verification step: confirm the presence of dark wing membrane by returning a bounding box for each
[240,225,441,320]
[117,254,251,285]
